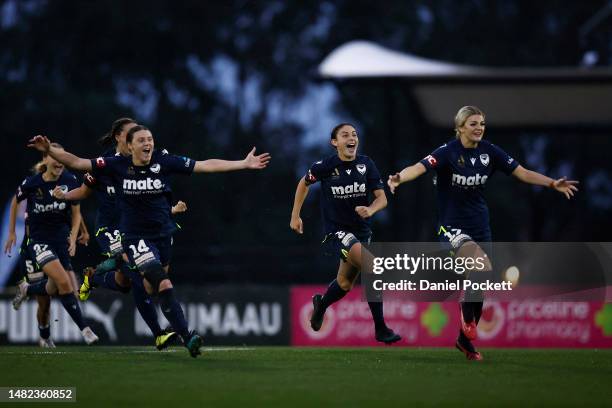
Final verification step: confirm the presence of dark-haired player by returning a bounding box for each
[53,118,177,350]
[29,127,270,357]
[290,123,401,344]
[11,143,98,345]
[388,105,578,360]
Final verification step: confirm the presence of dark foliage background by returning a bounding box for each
[1,0,610,285]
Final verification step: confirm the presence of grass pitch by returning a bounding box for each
[0,346,610,407]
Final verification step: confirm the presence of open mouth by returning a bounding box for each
[142,147,152,155]
[346,142,356,153]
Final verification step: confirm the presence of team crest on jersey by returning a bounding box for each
[457,155,465,168]
[356,164,366,175]
[50,185,68,195]
[332,168,340,179]
[35,188,44,200]
[95,157,106,168]
[480,154,490,166]
[150,163,161,173]
[127,166,135,175]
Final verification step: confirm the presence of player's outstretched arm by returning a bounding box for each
[512,165,579,200]
[290,177,309,234]
[193,147,271,173]
[387,162,427,194]
[52,184,93,201]
[27,135,92,171]
[355,189,387,219]
[3,196,18,255]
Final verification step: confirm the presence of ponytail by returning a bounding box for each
[98,117,136,146]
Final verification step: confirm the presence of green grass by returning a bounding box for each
[0,346,611,407]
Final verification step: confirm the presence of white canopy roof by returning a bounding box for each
[318,41,612,127]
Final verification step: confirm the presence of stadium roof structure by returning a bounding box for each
[318,41,612,128]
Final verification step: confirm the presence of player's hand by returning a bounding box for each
[290,216,303,234]
[77,231,90,246]
[171,200,188,214]
[355,206,373,219]
[27,135,51,153]
[552,177,579,199]
[52,185,66,200]
[244,147,271,170]
[387,173,402,194]
[68,238,76,257]
[4,232,16,255]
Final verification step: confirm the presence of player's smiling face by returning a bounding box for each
[116,122,137,156]
[129,130,155,165]
[332,125,359,161]
[459,114,485,146]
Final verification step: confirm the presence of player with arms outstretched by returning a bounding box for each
[388,106,578,360]
[29,126,270,357]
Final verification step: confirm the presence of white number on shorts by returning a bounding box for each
[33,244,48,255]
[104,230,121,243]
[129,240,150,258]
[25,260,35,273]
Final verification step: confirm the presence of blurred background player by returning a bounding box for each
[10,143,99,345]
[53,118,178,350]
[4,191,54,347]
[388,105,579,360]
[29,126,270,357]
[290,123,401,344]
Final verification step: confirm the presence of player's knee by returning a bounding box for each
[142,263,167,293]
[337,276,353,291]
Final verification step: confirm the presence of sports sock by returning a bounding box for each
[27,280,48,296]
[368,302,387,331]
[158,288,189,340]
[59,293,86,330]
[92,271,129,293]
[461,302,475,323]
[131,275,162,337]
[96,257,117,274]
[39,324,50,340]
[320,279,348,309]
[474,301,484,324]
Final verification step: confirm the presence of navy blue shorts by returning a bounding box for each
[19,239,44,282]
[323,230,371,262]
[95,226,124,258]
[26,238,73,272]
[123,236,172,272]
[437,225,491,253]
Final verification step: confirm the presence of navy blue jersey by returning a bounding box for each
[15,171,80,242]
[89,149,195,240]
[84,147,121,230]
[420,139,519,233]
[305,154,384,235]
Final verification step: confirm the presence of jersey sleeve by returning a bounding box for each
[83,172,99,189]
[160,154,196,175]
[366,158,384,191]
[89,156,115,178]
[304,160,327,186]
[419,144,449,172]
[490,143,519,175]
[15,178,32,203]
